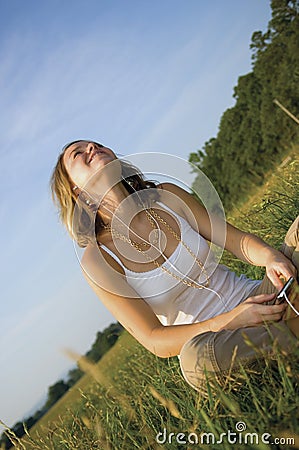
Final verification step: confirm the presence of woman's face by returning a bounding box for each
[63,140,117,189]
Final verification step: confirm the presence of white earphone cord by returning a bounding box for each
[283,292,299,316]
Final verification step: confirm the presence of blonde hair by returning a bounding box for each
[50,141,159,248]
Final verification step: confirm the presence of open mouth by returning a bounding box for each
[89,149,105,164]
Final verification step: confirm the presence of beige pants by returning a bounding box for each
[179,216,299,393]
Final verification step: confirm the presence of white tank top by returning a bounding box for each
[100,203,260,326]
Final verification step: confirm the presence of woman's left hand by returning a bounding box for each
[265,250,297,290]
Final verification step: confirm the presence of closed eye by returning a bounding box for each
[71,146,82,159]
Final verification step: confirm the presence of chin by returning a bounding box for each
[87,158,121,184]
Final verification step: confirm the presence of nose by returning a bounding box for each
[86,142,95,153]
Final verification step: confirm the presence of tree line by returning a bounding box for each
[189,0,299,212]
[0,322,123,449]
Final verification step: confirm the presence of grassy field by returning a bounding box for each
[5,148,299,449]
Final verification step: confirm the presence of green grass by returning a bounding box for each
[5,148,299,450]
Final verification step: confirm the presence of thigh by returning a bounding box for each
[281,215,299,271]
[250,275,276,296]
[179,322,296,393]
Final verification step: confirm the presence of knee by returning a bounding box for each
[179,332,220,391]
[285,216,299,248]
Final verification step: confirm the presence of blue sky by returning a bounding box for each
[0,0,271,430]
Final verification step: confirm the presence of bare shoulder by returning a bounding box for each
[157,182,204,217]
[157,182,197,204]
[157,182,217,241]
[157,182,188,196]
[81,243,126,292]
[81,242,97,263]
[81,243,104,273]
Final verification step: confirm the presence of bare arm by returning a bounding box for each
[159,183,296,289]
[81,244,286,358]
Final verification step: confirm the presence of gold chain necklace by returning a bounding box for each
[104,208,210,289]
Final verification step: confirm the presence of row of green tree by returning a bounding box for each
[0,322,123,449]
[189,0,299,212]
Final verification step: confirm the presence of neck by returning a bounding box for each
[97,180,140,227]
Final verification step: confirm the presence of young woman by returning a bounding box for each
[51,140,298,392]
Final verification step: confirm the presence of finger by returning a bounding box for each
[262,313,284,322]
[266,268,284,290]
[267,262,297,289]
[279,267,296,283]
[245,293,276,304]
[260,303,287,315]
